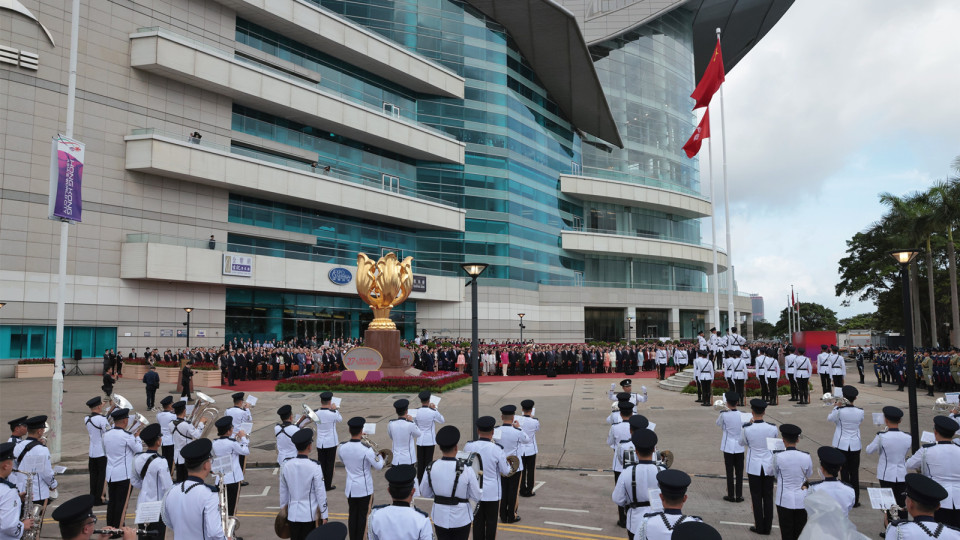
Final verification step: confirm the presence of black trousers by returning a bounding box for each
[776,506,807,540]
[734,379,746,405]
[347,495,371,540]
[520,454,536,495]
[416,446,435,483]
[106,480,130,528]
[436,524,471,540]
[723,452,744,499]
[500,472,521,522]
[767,378,779,404]
[145,386,157,409]
[161,445,174,472]
[820,373,832,394]
[839,449,860,504]
[832,374,844,389]
[613,472,626,524]
[879,480,907,520]
[936,508,960,528]
[225,482,239,516]
[700,380,712,403]
[289,520,318,540]
[748,472,775,534]
[796,377,810,404]
[473,500,500,540]
[142,518,166,540]
[317,447,337,489]
[175,463,187,483]
[89,456,107,502]
[695,378,703,402]
[787,374,797,399]
[657,364,666,380]
[758,376,769,401]
[180,384,191,400]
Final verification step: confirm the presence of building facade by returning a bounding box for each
[0,0,790,372]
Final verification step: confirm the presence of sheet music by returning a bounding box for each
[245,395,258,407]
[135,501,163,524]
[363,423,376,435]
[867,487,897,510]
[921,431,936,444]
[53,466,67,475]
[872,413,884,426]
[647,489,664,511]
[332,397,343,408]
[211,456,232,475]
[493,427,503,441]
[766,438,786,452]
[947,392,960,404]
[239,422,253,435]
[647,422,656,432]
[429,395,441,407]
[740,412,753,423]
[408,409,418,419]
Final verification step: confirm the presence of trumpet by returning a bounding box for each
[360,434,393,466]
[294,404,320,429]
[190,392,219,438]
[713,398,731,412]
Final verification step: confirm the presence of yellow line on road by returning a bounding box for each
[498,523,621,540]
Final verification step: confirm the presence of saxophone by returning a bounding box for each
[216,472,239,539]
[19,471,42,540]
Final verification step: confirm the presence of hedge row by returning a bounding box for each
[274,372,472,393]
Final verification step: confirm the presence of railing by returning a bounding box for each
[573,166,707,199]
[128,128,459,208]
[565,227,724,253]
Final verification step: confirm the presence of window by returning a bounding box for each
[383,102,401,118]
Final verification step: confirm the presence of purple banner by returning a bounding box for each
[48,136,84,222]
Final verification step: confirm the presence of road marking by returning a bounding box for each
[499,523,621,540]
[240,485,271,497]
[266,506,281,509]
[539,507,589,513]
[720,521,780,529]
[543,521,603,531]
[272,467,278,475]
[532,480,545,493]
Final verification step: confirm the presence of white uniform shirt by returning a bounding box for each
[785,354,797,375]
[636,510,702,540]
[612,461,664,534]
[828,406,864,451]
[885,516,960,540]
[104,427,142,482]
[315,408,342,449]
[674,349,688,366]
[697,336,708,350]
[727,333,745,351]
[741,420,778,475]
[729,355,747,381]
[497,424,530,472]
[420,457,481,529]
[766,358,781,379]
[414,408,445,446]
[816,352,829,376]
[716,410,745,454]
[0,477,24,540]
[518,415,540,456]
[224,406,251,430]
[708,334,718,352]
[607,388,647,406]
[13,438,57,500]
[795,356,812,379]
[906,442,960,509]
[157,411,176,446]
[655,349,668,365]
[131,451,173,504]
[161,477,226,540]
[211,436,250,484]
[171,419,203,465]
[337,439,384,497]
[463,438,511,501]
[279,455,328,522]
[865,429,911,482]
[693,356,715,381]
[827,353,845,376]
[85,414,109,458]
[755,355,768,380]
[274,423,300,465]
[774,448,812,509]
[716,336,728,350]
[607,422,632,471]
[388,418,422,466]
[368,503,432,540]
[806,478,855,517]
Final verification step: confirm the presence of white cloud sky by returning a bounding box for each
[704,0,960,321]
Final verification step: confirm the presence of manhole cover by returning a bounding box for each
[367,415,382,419]
[581,407,593,410]
[287,393,306,398]
[254,443,275,450]
[543,384,555,386]
[650,406,664,410]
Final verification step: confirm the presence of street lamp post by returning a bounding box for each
[889,249,921,451]
[183,308,194,348]
[626,316,634,342]
[518,313,526,343]
[461,262,489,440]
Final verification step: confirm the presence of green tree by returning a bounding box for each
[838,313,877,333]
[931,179,960,348]
[752,320,776,339]
[772,302,839,336]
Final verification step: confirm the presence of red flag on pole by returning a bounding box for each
[683,110,710,158]
[691,37,725,110]
[791,289,796,307]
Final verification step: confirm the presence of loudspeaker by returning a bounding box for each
[74,349,83,361]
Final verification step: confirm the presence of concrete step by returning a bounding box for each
[658,377,693,392]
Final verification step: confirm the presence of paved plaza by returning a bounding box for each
[0,372,937,539]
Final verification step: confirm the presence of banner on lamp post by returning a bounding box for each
[48,135,84,222]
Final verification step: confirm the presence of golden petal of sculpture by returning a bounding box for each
[357,252,413,330]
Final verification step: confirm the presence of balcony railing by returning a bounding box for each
[574,166,707,199]
[566,227,725,253]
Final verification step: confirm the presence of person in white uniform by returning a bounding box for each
[517,399,540,498]
[338,416,384,540]
[693,350,715,405]
[608,379,648,407]
[414,390,444,483]
[84,396,109,505]
[816,344,831,394]
[275,404,300,466]
[866,405,912,522]
[828,345,846,389]
[315,391,342,491]
[906,415,960,527]
[388,399,421,466]
[367,465,431,540]
[161,438,226,540]
[464,416,513,540]
[794,348,812,405]
[131,423,172,539]
[0,441,33,540]
[51,494,136,540]
[13,415,58,510]
[773,424,812,540]
[674,344,688,373]
[611,429,665,537]
[223,392,252,478]
[279,429,328,540]
[716,391,745,503]
[886,473,960,540]
[497,404,530,524]
[828,385,863,507]
[765,350,781,406]
[211,416,249,516]
[784,346,798,402]
[420,426,481,540]
[635,469,702,540]
[103,409,141,528]
[804,446,855,518]
[170,400,204,482]
[156,396,176,472]
[608,402,634,527]
[741,399,778,535]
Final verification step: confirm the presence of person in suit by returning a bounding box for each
[180,362,193,401]
[142,366,160,410]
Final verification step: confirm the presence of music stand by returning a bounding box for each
[68,357,84,376]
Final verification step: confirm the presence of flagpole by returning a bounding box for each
[716,28,735,332]
[707,113,721,333]
[787,294,792,338]
[796,293,801,332]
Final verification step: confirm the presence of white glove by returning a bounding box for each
[641,386,647,394]
[49,489,58,500]
[610,383,616,390]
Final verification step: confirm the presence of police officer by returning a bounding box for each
[755,349,770,402]
[816,345,831,394]
[794,348,811,405]
[655,343,669,380]
[464,416,512,540]
[828,345,846,389]
[865,406,911,522]
[338,416,384,539]
[6,417,26,445]
[906,416,960,527]
[517,399,540,498]
[367,465,432,540]
[773,424,811,540]
[224,392,252,483]
[84,396,109,505]
[316,391,342,490]
[170,401,204,482]
[414,391,444,483]
[280,429,328,540]
[729,353,747,407]
[275,404,301,465]
[104,408,141,528]
[716,391,744,503]
[497,405,529,524]
[693,350,714,405]
[14,416,56,519]
[52,494,136,540]
[608,380,648,407]
[161,438,226,539]
[388,399,421,466]
[828,385,863,507]
[131,424,172,539]
[0,441,33,540]
[212,417,249,516]
[886,474,960,539]
[765,350,781,406]
[611,429,663,538]
[784,346,798,402]
[420,426,481,540]
[804,447,855,517]
[608,402,634,527]
[741,399,778,535]
[156,396,176,471]
[635,469,702,540]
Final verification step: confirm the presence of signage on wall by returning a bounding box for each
[328,267,352,285]
[222,254,253,277]
[176,330,185,338]
[48,136,84,222]
[412,274,427,293]
[196,330,206,337]
[160,329,173,337]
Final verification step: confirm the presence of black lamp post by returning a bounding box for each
[518,313,526,343]
[183,307,194,348]
[461,262,489,440]
[889,248,921,451]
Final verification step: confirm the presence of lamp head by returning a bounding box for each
[518,313,525,319]
[184,307,194,313]
[460,263,488,278]
[888,249,920,265]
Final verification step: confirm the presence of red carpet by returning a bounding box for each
[214,370,660,392]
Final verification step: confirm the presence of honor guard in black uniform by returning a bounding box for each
[612,429,664,538]
[131,424,171,540]
[635,469,702,540]
[420,426,481,540]
[368,465,432,540]
[773,424,812,540]
[886,474,960,539]
[827,385,863,507]
[865,406,911,521]
[517,399,540,497]
[497,405,529,524]
[84,396,109,505]
[280,429,328,540]
[805,447,855,517]
[907,416,960,527]
[161,439,227,539]
[6,417,26,445]
[464,416,512,540]
[315,392,342,491]
[741,399,778,535]
[53,494,137,540]
[156,396,176,471]
[0,441,33,540]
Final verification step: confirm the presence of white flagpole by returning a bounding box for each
[787,294,792,337]
[717,28,735,332]
[708,111,721,332]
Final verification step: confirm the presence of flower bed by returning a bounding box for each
[682,374,804,397]
[17,358,54,365]
[275,371,471,393]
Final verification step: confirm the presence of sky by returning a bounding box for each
[705,0,960,321]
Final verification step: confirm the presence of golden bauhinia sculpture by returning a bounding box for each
[356,252,414,330]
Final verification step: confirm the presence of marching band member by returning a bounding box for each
[611,429,663,537]
[865,406,911,522]
[275,405,300,465]
[388,399,421,466]
[52,494,136,540]
[367,465,431,540]
[0,441,33,540]
[84,397,109,505]
[104,408,141,528]
[804,447,855,517]
[741,399,778,535]
[608,380,648,407]
[827,385,863,507]
[131,424,172,539]
[517,400,540,498]
[497,405,529,524]
[316,392,342,491]
[279,429,328,540]
[609,401,634,528]
[338,417,384,540]
[161,438,227,540]
[635,469,702,539]
[464,416,512,540]
[156,396,176,471]
[224,392,252,479]
[716,391,744,503]
[6,417,26,445]
[211,417,249,516]
[419,426,481,540]
[773,424,812,540]
[14,416,57,513]
[170,401,204,482]
[906,416,960,527]
[886,474,960,539]
[414,391,444,483]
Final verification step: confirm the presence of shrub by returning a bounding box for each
[16,358,54,365]
[275,371,471,393]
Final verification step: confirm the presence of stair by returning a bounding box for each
[658,370,694,392]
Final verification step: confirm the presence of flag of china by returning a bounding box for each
[683,110,710,158]
[690,38,725,110]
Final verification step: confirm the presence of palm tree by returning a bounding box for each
[879,192,929,347]
[932,178,960,348]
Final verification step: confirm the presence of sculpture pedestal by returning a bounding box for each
[364,329,412,377]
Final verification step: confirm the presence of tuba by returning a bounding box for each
[190,392,219,438]
[215,471,240,539]
[360,434,393,466]
[933,397,959,415]
[713,398,731,412]
[502,455,520,477]
[294,404,320,429]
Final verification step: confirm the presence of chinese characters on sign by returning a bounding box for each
[222,255,253,277]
